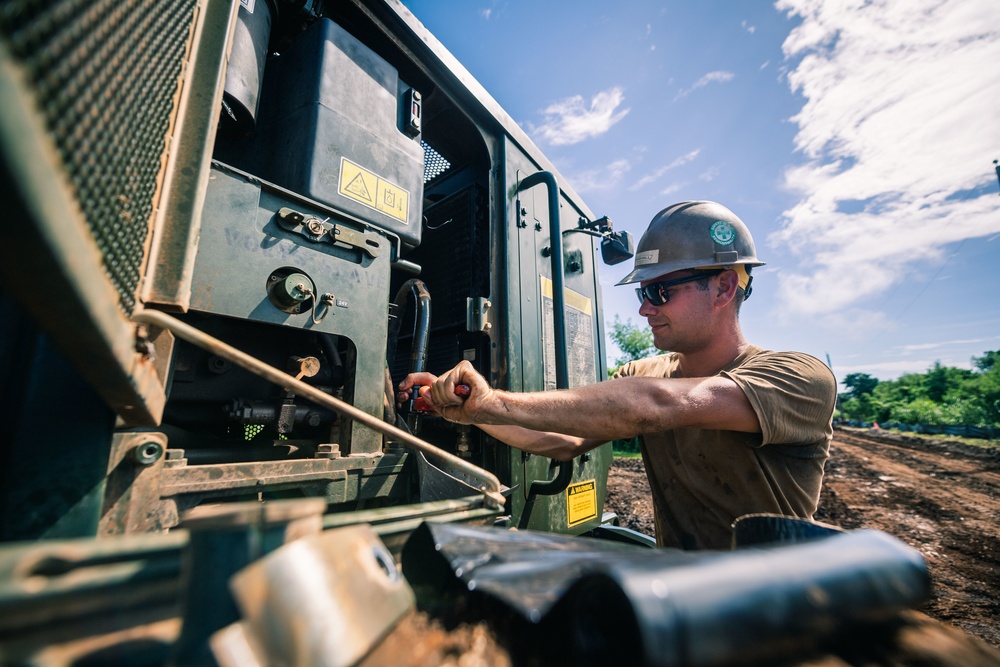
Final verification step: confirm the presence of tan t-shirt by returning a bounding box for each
[614,345,836,550]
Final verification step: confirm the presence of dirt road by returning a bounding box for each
[605,427,1000,648]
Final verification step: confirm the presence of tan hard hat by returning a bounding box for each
[616,201,765,285]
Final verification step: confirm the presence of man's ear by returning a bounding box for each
[716,269,739,303]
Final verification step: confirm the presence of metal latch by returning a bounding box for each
[276,207,384,258]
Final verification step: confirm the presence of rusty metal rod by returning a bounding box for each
[132,308,505,508]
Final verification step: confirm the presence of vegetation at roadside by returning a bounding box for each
[838,350,1000,429]
[613,450,643,459]
[607,318,662,454]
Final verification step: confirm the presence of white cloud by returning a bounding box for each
[776,307,896,343]
[742,20,756,34]
[529,87,630,146]
[896,336,1000,354]
[699,166,721,182]
[567,158,632,194]
[659,182,685,196]
[629,149,700,190]
[480,8,492,19]
[674,71,735,100]
[772,0,1000,317]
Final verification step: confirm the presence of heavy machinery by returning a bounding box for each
[0,0,640,540]
[0,2,952,665]
[0,0,640,662]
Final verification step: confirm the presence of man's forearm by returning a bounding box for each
[476,423,605,461]
[474,379,665,441]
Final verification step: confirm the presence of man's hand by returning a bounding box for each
[399,361,496,424]
[396,371,439,413]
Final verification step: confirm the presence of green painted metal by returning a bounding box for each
[502,137,612,535]
[189,166,393,455]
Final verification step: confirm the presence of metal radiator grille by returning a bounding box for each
[0,0,198,315]
[421,139,451,184]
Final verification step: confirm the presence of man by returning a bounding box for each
[400,201,837,550]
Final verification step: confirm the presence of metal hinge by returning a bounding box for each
[467,297,492,333]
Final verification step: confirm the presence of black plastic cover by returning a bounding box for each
[402,521,931,667]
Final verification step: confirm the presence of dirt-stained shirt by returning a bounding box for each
[614,345,836,550]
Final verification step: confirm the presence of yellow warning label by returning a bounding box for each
[338,157,409,223]
[566,479,598,527]
[540,277,592,315]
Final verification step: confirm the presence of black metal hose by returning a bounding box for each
[395,279,432,375]
[390,280,432,431]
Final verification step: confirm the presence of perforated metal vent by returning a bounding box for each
[0,0,198,315]
[422,139,451,183]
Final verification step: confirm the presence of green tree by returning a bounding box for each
[893,398,952,425]
[872,373,923,406]
[842,373,879,399]
[924,361,973,403]
[840,395,877,422]
[973,350,1000,372]
[962,360,1000,426]
[606,316,661,454]
[609,315,659,367]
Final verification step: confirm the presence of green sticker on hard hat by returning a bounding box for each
[710,220,736,245]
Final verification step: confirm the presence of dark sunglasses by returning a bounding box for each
[635,269,724,306]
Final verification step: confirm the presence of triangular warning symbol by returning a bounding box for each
[345,173,373,203]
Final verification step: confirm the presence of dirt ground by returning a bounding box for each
[605,427,1000,649]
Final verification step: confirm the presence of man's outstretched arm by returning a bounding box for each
[399,361,760,456]
[398,371,602,460]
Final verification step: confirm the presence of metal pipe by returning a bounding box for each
[516,171,574,511]
[518,171,568,388]
[516,458,575,530]
[132,309,505,508]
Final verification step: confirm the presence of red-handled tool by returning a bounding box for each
[413,384,471,413]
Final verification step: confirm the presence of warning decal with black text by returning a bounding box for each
[566,479,598,527]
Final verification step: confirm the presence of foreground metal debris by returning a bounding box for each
[213,524,414,667]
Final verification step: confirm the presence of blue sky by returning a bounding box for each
[400,0,1000,385]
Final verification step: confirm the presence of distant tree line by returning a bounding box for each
[839,350,1000,429]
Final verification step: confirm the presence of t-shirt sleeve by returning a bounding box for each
[611,362,632,380]
[720,352,836,446]
[612,354,677,381]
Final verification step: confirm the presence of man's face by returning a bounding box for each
[637,270,717,353]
